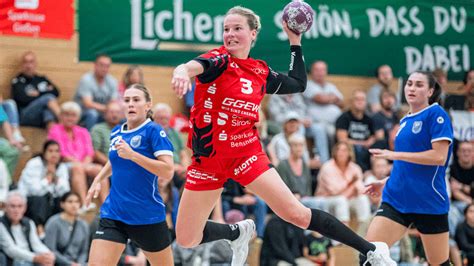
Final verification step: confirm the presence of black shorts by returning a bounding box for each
[375,202,449,234]
[93,218,171,252]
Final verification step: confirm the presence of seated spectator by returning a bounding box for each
[221,179,267,238]
[1,96,24,143]
[74,54,118,129]
[118,241,147,266]
[44,192,89,266]
[268,92,330,163]
[48,101,108,208]
[372,90,399,149]
[0,160,9,216]
[445,69,474,111]
[364,157,390,210]
[303,61,344,144]
[367,64,399,113]
[267,111,318,169]
[0,106,21,180]
[153,103,191,189]
[316,142,371,232]
[91,101,123,165]
[11,51,60,129]
[276,133,327,211]
[455,204,474,266]
[0,191,55,266]
[17,140,70,235]
[336,90,381,171]
[260,214,311,266]
[303,231,335,266]
[158,177,180,235]
[449,141,474,214]
[118,65,144,98]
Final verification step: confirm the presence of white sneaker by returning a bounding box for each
[229,219,255,266]
[363,242,397,266]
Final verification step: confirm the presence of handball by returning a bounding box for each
[282,1,314,34]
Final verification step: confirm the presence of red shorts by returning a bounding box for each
[184,151,272,191]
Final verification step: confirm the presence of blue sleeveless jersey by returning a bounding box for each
[382,103,453,215]
[100,119,174,225]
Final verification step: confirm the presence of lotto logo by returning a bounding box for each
[188,169,218,181]
[234,155,258,176]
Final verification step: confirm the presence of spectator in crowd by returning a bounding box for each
[260,214,311,266]
[267,111,318,169]
[18,140,70,235]
[44,192,89,266]
[336,90,380,171]
[303,61,344,143]
[464,69,474,110]
[445,69,474,111]
[158,177,180,234]
[119,65,144,98]
[276,133,327,210]
[1,96,25,144]
[367,64,397,113]
[221,179,267,238]
[91,101,123,165]
[268,92,330,163]
[364,157,390,210]
[74,54,118,129]
[153,103,191,189]
[11,51,61,129]
[372,90,399,149]
[449,141,474,214]
[48,101,108,209]
[0,160,9,216]
[316,142,371,233]
[0,191,55,266]
[455,204,474,266]
[303,231,335,266]
[0,105,21,180]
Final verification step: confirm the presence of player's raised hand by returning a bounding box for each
[282,20,302,46]
[172,64,192,99]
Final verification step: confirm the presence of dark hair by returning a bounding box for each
[126,84,153,119]
[41,140,60,160]
[375,64,390,78]
[411,71,442,105]
[464,203,474,215]
[60,191,80,203]
[463,69,474,85]
[379,89,396,103]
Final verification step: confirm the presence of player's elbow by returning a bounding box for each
[433,154,447,166]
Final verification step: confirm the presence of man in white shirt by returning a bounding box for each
[303,61,344,144]
[0,191,55,266]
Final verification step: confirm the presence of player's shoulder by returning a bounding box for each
[147,121,168,137]
[111,124,122,137]
[199,46,228,59]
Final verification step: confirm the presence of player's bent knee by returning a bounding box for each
[175,233,200,248]
[278,206,309,228]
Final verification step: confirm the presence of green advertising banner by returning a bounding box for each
[79,0,474,80]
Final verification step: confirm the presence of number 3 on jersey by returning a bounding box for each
[240,78,253,94]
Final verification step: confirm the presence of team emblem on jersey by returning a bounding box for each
[160,130,167,138]
[437,116,444,124]
[412,121,423,134]
[130,135,142,148]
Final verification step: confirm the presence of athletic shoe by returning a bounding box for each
[363,242,397,266]
[229,219,255,266]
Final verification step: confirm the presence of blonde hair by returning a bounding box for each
[288,133,306,145]
[331,141,355,165]
[153,103,172,115]
[226,6,261,46]
[61,101,81,116]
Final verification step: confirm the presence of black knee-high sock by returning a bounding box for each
[307,208,375,255]
[200,220,240,244]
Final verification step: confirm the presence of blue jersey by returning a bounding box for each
[383,103,453,215]
[100,119,174,225]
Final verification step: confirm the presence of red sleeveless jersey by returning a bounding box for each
[188,46,269,158]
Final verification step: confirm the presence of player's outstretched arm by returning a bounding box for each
[172,61,204,98]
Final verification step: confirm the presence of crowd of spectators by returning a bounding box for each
[0,51,473,265]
